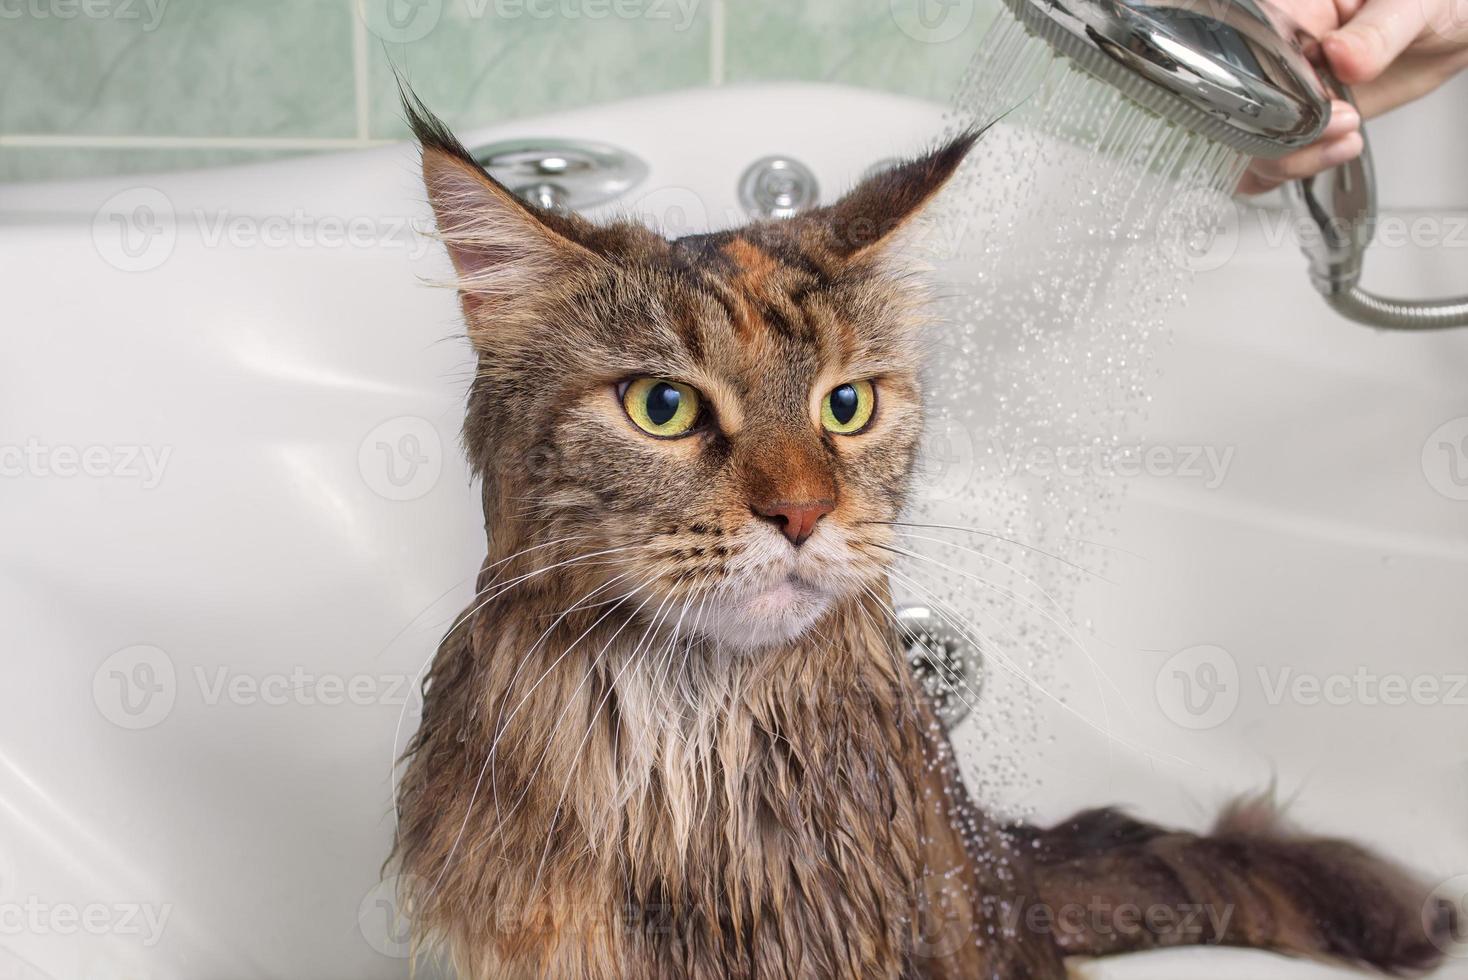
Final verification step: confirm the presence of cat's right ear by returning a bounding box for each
[402,89,599,317]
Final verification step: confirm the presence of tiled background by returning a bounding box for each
[0,0,1000,182]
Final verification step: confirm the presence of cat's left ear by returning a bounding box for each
[401,86,602,319]
[793,129,981,262]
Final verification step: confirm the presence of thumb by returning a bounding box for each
[1323,0,1430,83]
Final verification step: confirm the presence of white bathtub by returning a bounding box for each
[2,82,1466,979]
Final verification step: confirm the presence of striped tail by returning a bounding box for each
[1010,796,1457,974]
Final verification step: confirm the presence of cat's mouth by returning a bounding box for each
[687,531,863,651]
[754,573,823,609]
[703,574,832,651]
[625,519,881,652]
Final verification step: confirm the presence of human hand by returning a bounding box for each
[1238,0,1468,193]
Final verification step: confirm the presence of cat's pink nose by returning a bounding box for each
[752,499,835,546]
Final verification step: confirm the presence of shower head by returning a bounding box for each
[1001,0,1333,158]
[1000,0,1468,329]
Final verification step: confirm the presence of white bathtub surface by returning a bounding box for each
[2,83,1466,979]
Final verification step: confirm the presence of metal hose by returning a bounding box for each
[1282,79,1468,331]
[1286,144,1468,331]
[1325,288,1468,331]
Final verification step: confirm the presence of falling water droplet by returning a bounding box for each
[903,8,1246,848]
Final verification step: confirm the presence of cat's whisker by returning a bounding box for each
[370,572,477,666]
[848,585,909,684]
[859,577,1089,765]
[654,588,711,733]
[625,590,692,742]
[878,569,1127,742]
[481,571,664,803]
[876,541,1079,649]
[856,584,993,724]
[407,534,598,654]
[883,566,1191,769]
[524,590,685,899]
[423,581,644,903]
[469,566,672,821]
[389,533,625,832]
[872,541,1130,708]
[458,542,638,611]
[436,577,665,896]
[444,543,656,641]
[643,589,700,749]
[859,549,1108,731]
[875,566,1118,756]
[404,545,652,740]
[565,586,653,613]
[487,568,645,820]
[886,530,1076,620]
[860,519,1113,581]
[880,564,1078,710]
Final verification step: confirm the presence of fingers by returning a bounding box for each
[1351,57,1460,115]
[1315,98,1364,141]
[1238,126,1364,195]
[1276,0,1346,39]
[1322,0,1431,83]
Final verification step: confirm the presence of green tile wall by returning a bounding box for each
[364,0,710,140]
[2,0,356,137]
[725,0,995,103]
[0,0,998,182]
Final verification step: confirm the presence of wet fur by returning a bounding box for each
[390,93,1456,978]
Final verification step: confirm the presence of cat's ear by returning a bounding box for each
[797,129,982,262]
[403,89,600,313]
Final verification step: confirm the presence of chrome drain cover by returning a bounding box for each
[896,604,983,730]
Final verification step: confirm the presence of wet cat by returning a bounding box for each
[390,93,1457,978]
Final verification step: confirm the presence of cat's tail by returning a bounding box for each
[1009,794,1459,974]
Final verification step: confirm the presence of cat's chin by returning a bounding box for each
[700,577,833,652]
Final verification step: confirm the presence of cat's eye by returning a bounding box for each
[621,377,703,438]
[821,380,876,435]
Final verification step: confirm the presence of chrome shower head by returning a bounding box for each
[1001,0,1333,157]
[999,0,1468,329]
